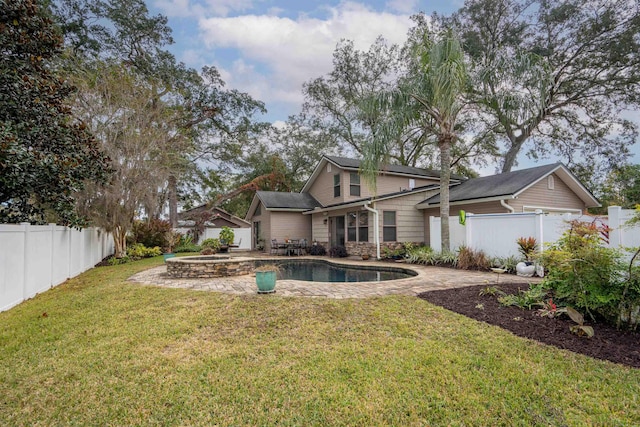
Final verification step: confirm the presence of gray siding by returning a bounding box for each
[511,173,586,213]
[251,202,272,250]
[269,212,312,243]
[375,192,433,243]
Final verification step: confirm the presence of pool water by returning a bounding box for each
[258,260,416,282]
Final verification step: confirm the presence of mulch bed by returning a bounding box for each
[418,283,640,368]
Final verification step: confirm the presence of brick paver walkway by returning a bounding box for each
[128,256,541,299]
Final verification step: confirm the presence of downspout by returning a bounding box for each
[363,201,380,260]
[500,199,515,213]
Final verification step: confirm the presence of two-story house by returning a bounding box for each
[245,155,599,257]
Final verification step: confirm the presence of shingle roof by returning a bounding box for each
[325,155,461,180]
[423,163,562,204]
[256,191,322,210]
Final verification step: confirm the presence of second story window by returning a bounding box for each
[333,173,341,197]
[350,172,361,197]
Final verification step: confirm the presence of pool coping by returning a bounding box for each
[128,255,541,299]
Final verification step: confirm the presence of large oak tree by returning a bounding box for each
[449,0,640,173]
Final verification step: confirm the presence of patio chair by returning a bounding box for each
[289,239,302,256]
[271,239,286,255]
[299,238,308,255]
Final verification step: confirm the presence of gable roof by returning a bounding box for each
[417,163,599,208]
[255,191,322,210]
[178,205,250,228]
[300,155,461,193]
[301,184,441,215]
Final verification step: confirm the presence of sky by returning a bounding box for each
[147,0,637,174]
[149,0,460,123]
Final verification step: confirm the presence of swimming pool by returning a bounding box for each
[256,259,416,282]
[166,255,417,282]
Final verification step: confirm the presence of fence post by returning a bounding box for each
[21,222,30,300]
[608,206,622,249]
[49,223,56,289]
[535,210,544,254]
[465,213,474,250]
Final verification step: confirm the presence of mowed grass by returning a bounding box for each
[0,257,638,426]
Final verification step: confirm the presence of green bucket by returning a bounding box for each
[255,271,277,294]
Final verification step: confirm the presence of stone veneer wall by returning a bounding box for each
[344,241,421,257]
[167,258,255,278]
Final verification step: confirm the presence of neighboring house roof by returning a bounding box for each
[417,163,600,208]
[256,191,322,210]
[300,155,463,193]
[178,205,251,228]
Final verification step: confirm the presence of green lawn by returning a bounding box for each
[1,257,638,426]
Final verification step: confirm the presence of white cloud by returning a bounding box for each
[197,2,413,113]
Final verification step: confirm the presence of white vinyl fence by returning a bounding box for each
[429,206,640,258]
[608,206,640,250]
[174,227,252,250]
[0,223,114,313]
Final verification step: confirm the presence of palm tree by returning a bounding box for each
[361,29,468,252]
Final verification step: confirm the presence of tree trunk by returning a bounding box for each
[168,174,178,228]
[501,133,529,173]
[113,226,127,258]
[439,138,452,253]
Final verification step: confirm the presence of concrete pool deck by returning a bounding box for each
[128,255,542,299]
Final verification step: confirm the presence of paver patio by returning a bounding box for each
[128,256,541,298]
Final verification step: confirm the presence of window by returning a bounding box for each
[333,174,341,197]
[347,212,357,241]
[347,211,368,242]
[409,178,415,190]
[350,172,361,196]
[358,211,369,242]
[383,211,396,242]
[548,175,555,190]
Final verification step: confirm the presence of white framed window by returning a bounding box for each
[350,172,361,196]
[383,211,396,242]
[548,175,555,190]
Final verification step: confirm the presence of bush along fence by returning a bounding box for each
[0,223,114,313]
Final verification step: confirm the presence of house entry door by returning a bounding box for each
[329,215,345,247]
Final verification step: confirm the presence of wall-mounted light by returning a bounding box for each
[323,219,328,225]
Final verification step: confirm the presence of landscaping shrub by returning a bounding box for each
[308,244,327,256]
[201,238,221,252]
[173,243,201,253]
[498,283,548,310]
[457,245,490,270]
[404,244,458,267]
[540,219,640,328]
[130,219,172,248]
[219,226,235,245]
[329,245,348,258]
[126,243,162,260]
[490,255,519,274]
[405,244,435,265]
[382,245,406,260]
[516,236,538,262]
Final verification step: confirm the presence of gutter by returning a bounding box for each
[500,199,515,213]
[363,201,381,260]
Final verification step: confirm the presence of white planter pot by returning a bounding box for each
[516,262,536,277]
